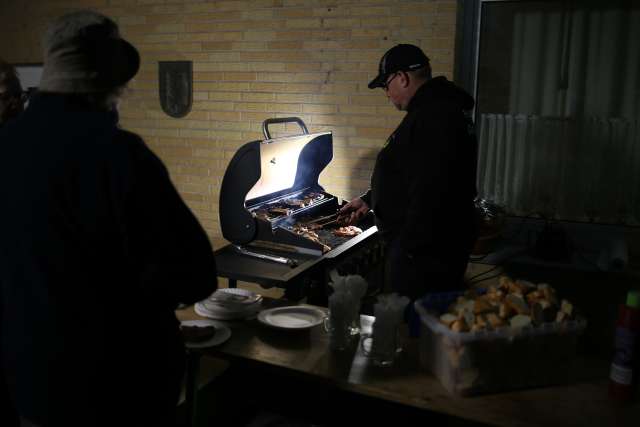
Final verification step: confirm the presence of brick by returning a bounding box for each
[240,112,273,123]
[194,82,220,91]
[322,18,360,28]
[241,50,308,61]
[119,16,146,26]
[230,42,267,50]
[282,83,321,93]
[397,2,437,15]
[313,29,351,40]
[350,94,389,106]
[338,105,376,115]
[178,33,213,42]
[311,94,349,104]
[243,31,277,41]
[267,103,302,113]
[274,30,307,40]
[216,82,251,91]
[222,72,257,81]
[144,14,184,25]
[350,6,390,16]
[208,92,243,101]
[267,40,304,50]
[312,6,349,17]
[142,33,179,43]
[156,137,188,147]
[202,41,234,50]
[183,11,243,22]
[194,72,224,81]
[276,93,311,103]
[275,8,314,18]
[196,62,248,72]
[330,71,365,82]
[244,10,275,20]
[302,104,337,114]
[213,21,255,31]
[285,62,322,72]
[285,18,322,29]
[241,92,275,102]
[355,127,393,138]
[193,101,236,111]
[309,114,349,126]
[193,148,227,159]
[250,82,286,92]
[207,111,242,122]
[302,40,341,50]
[179,129,211,139]
[193,92,207,102]
[348,115,389,127]
[319,82,358,93]
[151,5,185,14]
[160,147,195,158]
[154,24,186,33]
[247,62,286,72]
[235,102,267,112]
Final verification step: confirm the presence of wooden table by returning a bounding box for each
[181,299,639,427]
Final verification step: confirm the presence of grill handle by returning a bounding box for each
[262,117,309,140]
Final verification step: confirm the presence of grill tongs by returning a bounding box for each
[233,245,298,268]
[305,211,340,229]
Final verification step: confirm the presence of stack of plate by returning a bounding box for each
[195,288,262,320]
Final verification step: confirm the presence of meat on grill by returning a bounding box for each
[333,226,363,237]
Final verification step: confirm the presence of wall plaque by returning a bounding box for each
[158,61,192,118]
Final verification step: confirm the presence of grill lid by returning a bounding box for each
[220,118,333,244]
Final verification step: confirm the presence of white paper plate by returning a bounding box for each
[180,319,231,349]
[194,301,261,320]
[209,288,262,306]
[194,288,263,320]
[257,306,326,330]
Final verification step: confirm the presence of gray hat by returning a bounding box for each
[39,10,140,93]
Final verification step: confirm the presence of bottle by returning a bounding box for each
[609,290,640,401]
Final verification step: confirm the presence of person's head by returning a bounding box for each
[368,44,432,111]
[0,59,24,124]
[39,10,140,112]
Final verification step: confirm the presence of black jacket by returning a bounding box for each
[0,94,217,425]
[363,76,478,262]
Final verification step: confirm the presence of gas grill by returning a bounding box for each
[215,117,383,303]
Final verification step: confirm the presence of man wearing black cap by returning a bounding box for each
[340,44,478,300]
[0,11,217,426]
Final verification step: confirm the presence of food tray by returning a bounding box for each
[415,291,586,396]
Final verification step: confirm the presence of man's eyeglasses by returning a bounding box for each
[381,72,399,91]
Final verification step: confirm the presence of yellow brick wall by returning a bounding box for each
[0,0,458,247]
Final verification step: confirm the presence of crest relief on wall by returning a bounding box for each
[158,61,192,118]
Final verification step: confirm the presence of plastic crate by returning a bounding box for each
[415,291,587,396]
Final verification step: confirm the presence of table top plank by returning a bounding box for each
[177,300,639,427]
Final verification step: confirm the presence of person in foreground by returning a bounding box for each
[0,58,25,427]
[339,44,478,301]
[0,11,217,427]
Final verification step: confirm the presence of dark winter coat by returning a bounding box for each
[362,76,478,298]
[0,93,217,426]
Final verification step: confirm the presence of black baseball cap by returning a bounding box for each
[368,44,430,89]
